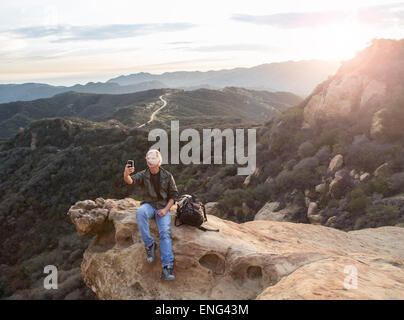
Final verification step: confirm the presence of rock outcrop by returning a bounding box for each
[303,74,386,128]
[302,39,403,130]
[204,202,224,218]
[68,197,404,300]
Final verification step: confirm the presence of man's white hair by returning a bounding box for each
[146,149,163,166]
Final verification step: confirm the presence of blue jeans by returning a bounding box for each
[136,203,174,267]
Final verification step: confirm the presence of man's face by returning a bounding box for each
[146,151,160,169]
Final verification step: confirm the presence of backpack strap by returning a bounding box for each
[174,215,183,227]
[198,225,220,232]
[201,202,208,222]
[200,202,219,232]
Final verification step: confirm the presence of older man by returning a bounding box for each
[123,149,178,280]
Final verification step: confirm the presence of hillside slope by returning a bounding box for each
[0,89,169,140]
[143,87,302,130]
[0,87,302,140]
[0,117,153,299]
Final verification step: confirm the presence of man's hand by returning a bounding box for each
[158,199,174,217]
[124,164,135,184]
[157,208,168,217]
[124,164,135,176]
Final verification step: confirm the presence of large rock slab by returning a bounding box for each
[68,198,404,300]
[303,73,386,128]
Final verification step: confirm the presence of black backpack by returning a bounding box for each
[175,194,219,232]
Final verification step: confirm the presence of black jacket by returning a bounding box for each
[130,166,179,209]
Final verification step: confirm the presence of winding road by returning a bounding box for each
[138,94,167,128]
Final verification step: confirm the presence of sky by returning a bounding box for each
[0,0,403,85]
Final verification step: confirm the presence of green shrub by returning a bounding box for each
[219,188,245,208]
[345,141,397,172]
[315,128,340,148]
[379,90,404,142]
[326,199,339,209]
[389,172,404,193]
[275,170,294,191]
[298,141,316,158]
[359,204,400,228]
[345,188,368,214]
[315,145,331,163]
[293,157,319,173]
[360,174,392,196]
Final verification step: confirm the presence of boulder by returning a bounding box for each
[328,155,344,173]
[329,171,353,199]
[264,176,273,184]
[325,216,337,227]
[242,168,260,186]
[370,108,387,140]
[307,202,322,225]
[315,183,327,194]
[374,163,391,177]
[304,189,316,199]
[253,168,260,177]
[68,198,404,300]
[243,175,251,187]
[242,202,250,217]
[307,202,318,216]
[254,202,282,221]
[68,198,109,236]
[360,173,371,182]
[204,202,224,218]
[255,202,306,223]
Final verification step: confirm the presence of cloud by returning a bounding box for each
[232,11,348,28]
[357,2,404,27]
[232,2,404,29]
[2,23,196,42]
[166,41,193,45]
[181,43,273,52]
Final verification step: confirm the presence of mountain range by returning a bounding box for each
[0,60,339,104]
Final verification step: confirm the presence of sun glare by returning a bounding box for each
[312,20,372,61]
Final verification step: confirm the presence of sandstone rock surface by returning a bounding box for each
[68,197,404,300]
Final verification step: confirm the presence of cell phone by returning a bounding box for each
[127,160,134,168]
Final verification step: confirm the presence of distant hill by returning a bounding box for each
[0,89,169,140]
[108,60,340,96]
[0,87,302,140]
[144,87,302,130]
[0,80,167,104]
